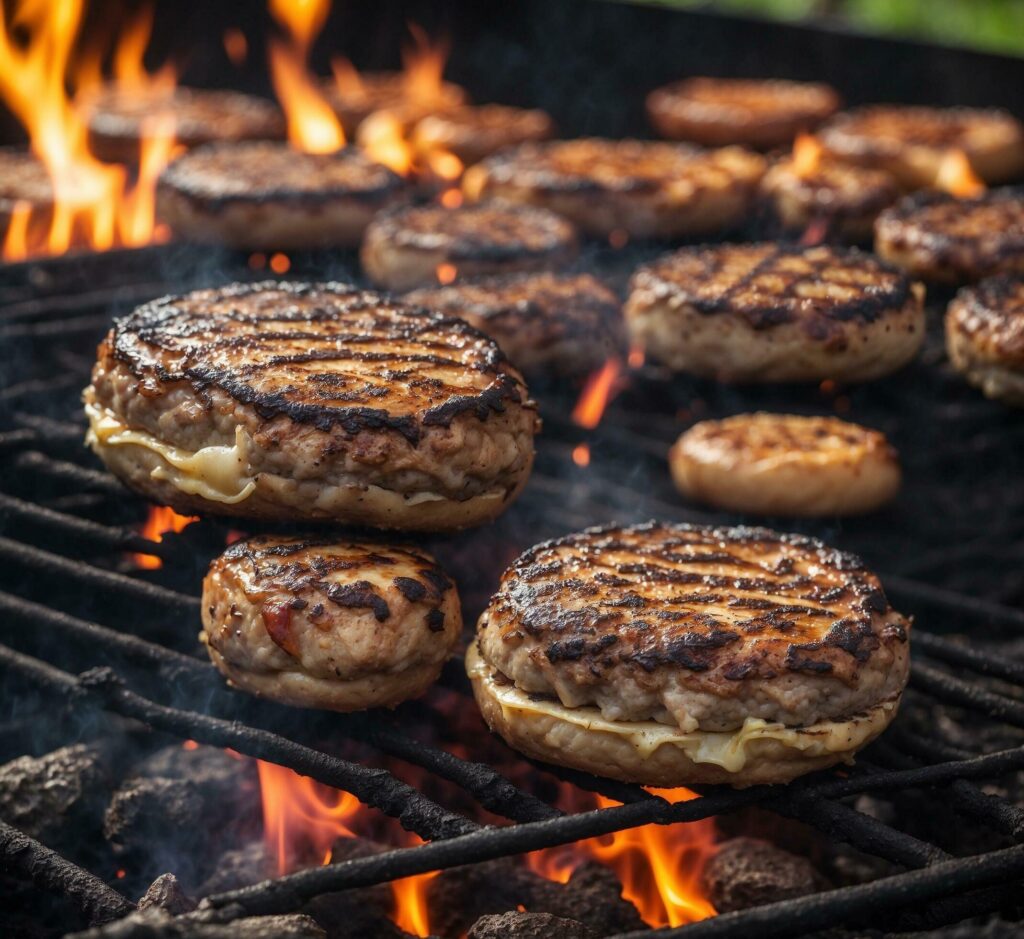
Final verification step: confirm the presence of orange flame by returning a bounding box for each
[268,0,345,153]
[0,0,177,260]
[528,788,717,928]
[935,149,985,198]
[572,358,623,429]
[791,132,823,178]
[400,23,450,104]
[391,844,439,938]
[359,108,415,175]
[131,505,196,569]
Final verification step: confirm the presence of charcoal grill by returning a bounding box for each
[3,1,1024,936]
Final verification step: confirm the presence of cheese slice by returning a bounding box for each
[467,646,896,773]
[85,401,257,505]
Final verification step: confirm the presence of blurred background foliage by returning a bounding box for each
[646,0,1024,56]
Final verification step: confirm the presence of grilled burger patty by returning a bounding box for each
[946,275,1024,406]
[157,141,406,249]
[84,281,538,531]
[84,86,285,164]
[202,535,461,711]
[461,138,766,239]
[322,72,468,135]
[647,77,840,149]
[403,272,622,376]
[469,521,909,786]
[411,104,556,165]
[670,413,901,516]
[760,156,900,242]
[624,243,925,383]
[818,105,1024,189]
[875,189,1024,283]
[0,149,55,226]
[360,201,578,291]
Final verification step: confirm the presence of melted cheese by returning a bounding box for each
[85,401,257,505]
[467,647,896,773]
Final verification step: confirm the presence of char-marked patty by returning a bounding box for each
[948,275,1024,366]
[105,281,529,446]
[368,202,577,262]
[477,521,910,732]
[634,243,910,329]
[159,141,403,207]
[86,87,284,148]
[876,189,1024,276]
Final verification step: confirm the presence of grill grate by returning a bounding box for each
[2,246,1024,937]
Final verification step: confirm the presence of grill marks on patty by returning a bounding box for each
[223,535,451,634]
[636,243,911,330]
[110,281,530,446]
[485,522,903,683]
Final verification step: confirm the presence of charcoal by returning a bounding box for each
[428,858,644,938]
[702,837,828,913]
[468,911,596,939]
[138,874,196,915]
[66,908,325,938]
[136,746,259,807]
[195,841,275,897]
[0,744,113,849]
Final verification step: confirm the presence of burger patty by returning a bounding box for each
[322,71,468,135]
[411,104,556,165]
[157,141,406,249]
[946,275,1024,406]
[462,138,766,238]
[403,272,623,376]
[624,243,925,382]
[84,281,538,529]
[0,149,55,217]
[360,202,578,291]
[202,535,461,711]
[647,77,840,149]
[818,105,1024,188]
[477,521,910,733]
[85,86,285,163]
[875,189,1024,283]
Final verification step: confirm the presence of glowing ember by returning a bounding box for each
[268,0,345,153]
[935,149,985,198]
[572,442,591,467]
[435,262,457,285]
[223,28,248,67]
[608,228,629,249]
[440,188,463,208]
[791,131,823,178]
[182,740,200,751]
[798,217,829,246]
[131,505,196,569]
[115,869,126,879]
[0,0,177,260]
[270,251,291,274]
[528,788,717,927]
[572,358,623,429]
[627,345,645,369]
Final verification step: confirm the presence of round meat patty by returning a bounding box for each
[647,77,840,149]
[411,104,556,165]
[624,243,925,383]
[946,275,1024,406]
[875,188,1024,283]
[322,71,468,135]
[0,149,55,232]
[818,106,1024,189]
[202,535,461,711]
[468,521,910,787]
[157,141,407,250]
[461,138,766,239]
[670,413,901,516]
[360,201,578,291]
[760,155,900,242]
[403,272,623,377]
[83,281,538,531]
[84,86,285,164]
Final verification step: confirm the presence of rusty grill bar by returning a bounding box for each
[2,240,1024,937]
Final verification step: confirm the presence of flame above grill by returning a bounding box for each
[0,0,177,260]
[130,505,196,569]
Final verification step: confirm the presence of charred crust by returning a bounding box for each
[394,576,427,602]
[107,280,530,444]
[321,580,391,623]
[159,143,405,211]
[426,609,446,632]
[949,275,1024,363]
[633,244,911,329]
[368,202,577,262]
